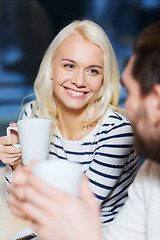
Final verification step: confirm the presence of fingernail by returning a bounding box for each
[10,121,15,124]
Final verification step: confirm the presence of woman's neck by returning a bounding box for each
[56,107,87,140]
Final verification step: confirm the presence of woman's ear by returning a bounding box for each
[50,71,53,80]
[50,64,53,80]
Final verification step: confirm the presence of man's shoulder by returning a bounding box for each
[133,159,160,195]
[138,159,160,179]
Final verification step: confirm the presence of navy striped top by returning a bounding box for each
[20,103,138,228]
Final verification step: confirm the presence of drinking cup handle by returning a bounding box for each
[6,127,20,148]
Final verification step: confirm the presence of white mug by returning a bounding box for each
[7,119,51,165]
[32,160,83,196]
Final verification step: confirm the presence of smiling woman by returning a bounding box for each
[51,34,104,117]
[0,20,138,228]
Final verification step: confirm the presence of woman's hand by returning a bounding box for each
[0,122,22,170]
[8,166,104,240]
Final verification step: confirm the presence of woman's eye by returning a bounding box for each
[88,69,99,75]
[64,64,74,69]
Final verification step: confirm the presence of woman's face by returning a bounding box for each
[51,35,104,113]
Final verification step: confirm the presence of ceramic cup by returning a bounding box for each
[7,119,51,165]
[32,160,83,196]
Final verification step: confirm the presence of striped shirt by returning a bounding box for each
[6,103,138,228]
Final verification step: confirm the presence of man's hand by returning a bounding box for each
[8,165,104,240]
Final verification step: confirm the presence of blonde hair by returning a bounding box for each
[25,20,123,134]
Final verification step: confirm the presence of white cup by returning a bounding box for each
[7,119,51,165]
[32,160,83,196]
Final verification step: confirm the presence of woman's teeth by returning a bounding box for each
[66,89,85,96]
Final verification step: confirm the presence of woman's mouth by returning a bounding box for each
[64,87,88,98]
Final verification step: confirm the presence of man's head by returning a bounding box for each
[121,21,160,162]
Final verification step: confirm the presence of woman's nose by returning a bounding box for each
[72,69,86,88]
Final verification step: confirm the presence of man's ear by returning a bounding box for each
[153,84,160,109]
[152,84,160,125]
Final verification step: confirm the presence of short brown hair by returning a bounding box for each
[132,21,160,95]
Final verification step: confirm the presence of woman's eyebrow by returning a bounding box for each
[88,65,103,70]
[61,59,103,70]
[61,58,76,63]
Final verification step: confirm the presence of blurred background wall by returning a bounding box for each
[0,0,160,166]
